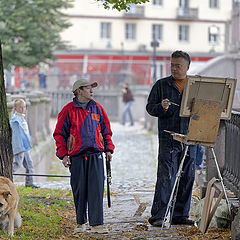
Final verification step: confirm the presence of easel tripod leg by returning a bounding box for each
[160,144,189,233]
[209,146,231,215]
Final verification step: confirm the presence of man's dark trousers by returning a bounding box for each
[149,138,195,224]
[70,154,104,226]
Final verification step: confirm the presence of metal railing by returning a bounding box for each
[177,7,198,19]
[13,173,70,178]
[123,5,145,18]
[223,111,240,196]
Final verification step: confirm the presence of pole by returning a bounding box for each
[209,146,231,215]
[121,42,125,85]
[151,40,159,84]
[13,173,70,178]
[106,156,112,208]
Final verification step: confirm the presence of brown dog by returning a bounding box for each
[0,176,21,236]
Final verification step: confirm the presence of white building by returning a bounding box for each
[16,0,234,89]
[61,0,232,53]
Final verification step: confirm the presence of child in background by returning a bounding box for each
[10,99,39,188]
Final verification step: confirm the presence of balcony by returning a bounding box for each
[123,6,145,18]
[177,7,198,20]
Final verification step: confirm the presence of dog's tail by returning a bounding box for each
[14,212,22,229]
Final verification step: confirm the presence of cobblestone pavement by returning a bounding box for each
[15,120,202,239]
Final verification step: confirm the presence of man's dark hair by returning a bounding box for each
[171,50,191,65]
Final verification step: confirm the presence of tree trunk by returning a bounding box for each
[0,42,13,180]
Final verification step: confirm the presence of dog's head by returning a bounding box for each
[0,189,12,217]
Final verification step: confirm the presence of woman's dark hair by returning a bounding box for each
[171,50,191,65]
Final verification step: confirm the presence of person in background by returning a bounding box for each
[121,82,134,126]
[146,50,195,227]
[10,99,39,188]
[38,62,49,88]
[53,79,115,234]
[189,144,206,170]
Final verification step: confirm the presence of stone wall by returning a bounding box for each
[48,88,150,123]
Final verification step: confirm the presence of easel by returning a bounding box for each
[160,98,231,233]
[199,177,224,233]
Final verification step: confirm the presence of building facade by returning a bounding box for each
[14,0,233,89]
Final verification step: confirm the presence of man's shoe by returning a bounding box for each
[91,225,108,234]
[172,217,194,225]
[152,219,163,227]
[74,224,86,233]
[25,184,39,188]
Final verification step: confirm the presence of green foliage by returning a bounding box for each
[97,0,149,11]
[0,0,73,69]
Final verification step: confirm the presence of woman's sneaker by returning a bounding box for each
[74,224,86,233]
[91,225,108,234]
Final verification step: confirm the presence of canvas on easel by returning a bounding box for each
[187,98,222,146]
[180,75,236,120]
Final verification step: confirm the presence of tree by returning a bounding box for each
[0,42,13,180]
[0,0,73,70]
[97,0,149,11]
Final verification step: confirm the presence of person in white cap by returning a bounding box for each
[53,79,115,234]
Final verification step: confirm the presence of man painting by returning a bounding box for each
[146,50,195,226]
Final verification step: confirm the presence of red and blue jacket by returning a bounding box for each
[53,98,115,159]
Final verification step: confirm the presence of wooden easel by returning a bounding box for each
[199,177,224,233]
[160,98,231,233]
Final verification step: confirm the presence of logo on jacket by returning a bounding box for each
[91,113,100,121]
[68,135,76,154]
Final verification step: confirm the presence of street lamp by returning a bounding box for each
[151,40,159,84]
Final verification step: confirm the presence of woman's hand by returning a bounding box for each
[62,155,71,168]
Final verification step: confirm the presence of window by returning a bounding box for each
[100,22,111,39]
[179,0,189,8]
[126,4,137,14]
[209,0,219,8]
[125,23,136,40]
[152,24,163,41]
[179,25,189,42]
[153,0,163,6]
[209,26,219,44]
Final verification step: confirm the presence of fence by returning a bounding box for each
[47,88,149,122]
[8,57,161,90]
[223,111,240,196]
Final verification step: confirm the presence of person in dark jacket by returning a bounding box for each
[121,82,134,126]
[146,50,195,227]
[53,79,115,234]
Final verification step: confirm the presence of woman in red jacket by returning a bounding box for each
[53,79,115,234]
